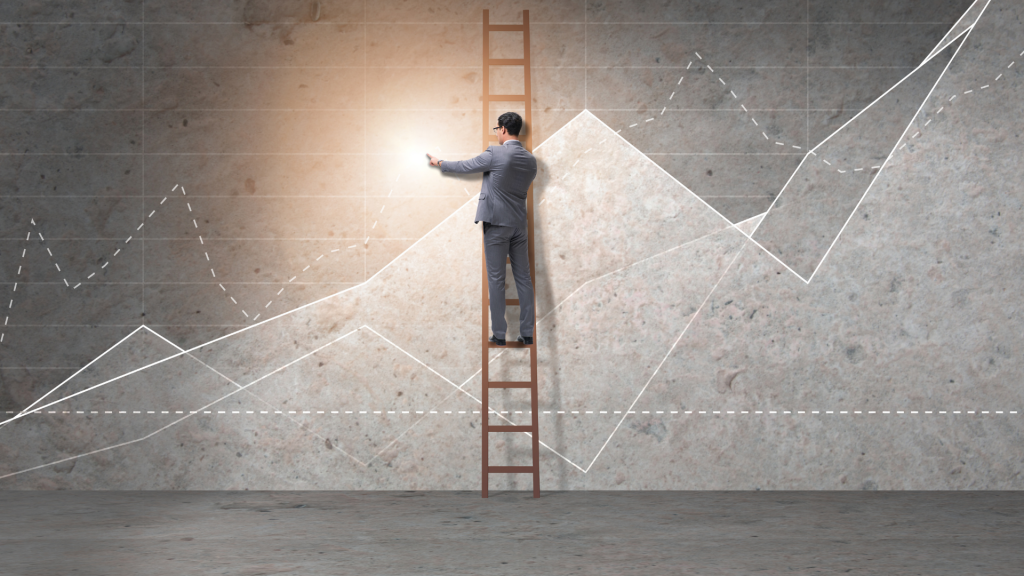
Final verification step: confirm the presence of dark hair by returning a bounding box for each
[497,112,524,136]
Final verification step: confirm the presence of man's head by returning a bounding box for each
[493,112,524,144]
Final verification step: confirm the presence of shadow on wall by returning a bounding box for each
[531,154,569,490]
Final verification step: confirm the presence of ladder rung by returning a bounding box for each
[486,25,526,32]
[485,381,534,389]
[484,298,519,305]
[486,340,534,349]
[487,466,536,474]
[488,59,526,65]
[488,425,534,433]
[485,95,527,102]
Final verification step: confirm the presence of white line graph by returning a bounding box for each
[6,136,1015,477]
[0,103,856,477]
[751,33,964,227]
[802,28,976,283]
[0,194,478,428]
[748,11,988,283]
[1,226,32,344]
[535,225,737,321]
[358,326,583,471]
[584,239,749,472]
[597,0,993,284]
[0,321,586,479]
[6,115,733,474]
[734,211,767,237]
[142,325,367,466]
[925,0,987,64]
[178,185,257,321]
[19,207,962,480]
[4,189,481,425]
[3,0,1014,482]
[1,108,728,427]
[30,222,72,287]
[0,326,363,480]
[15,325,151,417]
[594,110,747,236]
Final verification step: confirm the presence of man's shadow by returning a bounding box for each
[527,154,567,490]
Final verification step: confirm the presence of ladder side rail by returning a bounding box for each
[522,10,541,498]
[481,9,491,499]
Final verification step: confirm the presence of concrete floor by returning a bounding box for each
[1,491,1021,575]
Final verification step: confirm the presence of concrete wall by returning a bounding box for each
[2,0,1022,489]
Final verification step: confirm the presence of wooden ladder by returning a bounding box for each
[480,9,540,498]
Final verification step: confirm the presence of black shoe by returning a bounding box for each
[517,335,533,345]
[489,335,506,346]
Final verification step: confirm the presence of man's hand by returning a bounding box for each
[427,154,441,167]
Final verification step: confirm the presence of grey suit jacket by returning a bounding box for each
[441,140,538,226]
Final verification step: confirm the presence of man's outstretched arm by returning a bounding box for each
[428,148,493,174]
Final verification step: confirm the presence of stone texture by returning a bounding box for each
[588,0,807,23]
[1,0,1022,492]
[367,0,586,24]
[0,0,142,23]
[809,0,978,23]
[926,0,989,63]
[598,0,1024,490]
[754,41,961,279]
[531,112,732,316]
[17,328,181,411]
[0,154,142,198]
[734,212,766,236]
[0,110,740,488]
[0,23,143,67]
[587,0,976,223]
[145,0,366,23]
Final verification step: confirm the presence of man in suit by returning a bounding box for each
[427,112,537,346]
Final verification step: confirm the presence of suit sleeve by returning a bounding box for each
[440,148,493,174]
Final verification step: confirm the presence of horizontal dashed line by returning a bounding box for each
[12,410,1018,416]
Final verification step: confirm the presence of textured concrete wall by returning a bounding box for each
[2,0,1023,489]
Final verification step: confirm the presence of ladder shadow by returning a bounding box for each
[530,155,568,491]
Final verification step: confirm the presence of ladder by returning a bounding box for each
[480,9,540,498]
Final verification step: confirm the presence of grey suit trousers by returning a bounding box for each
[483,221,534,339]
